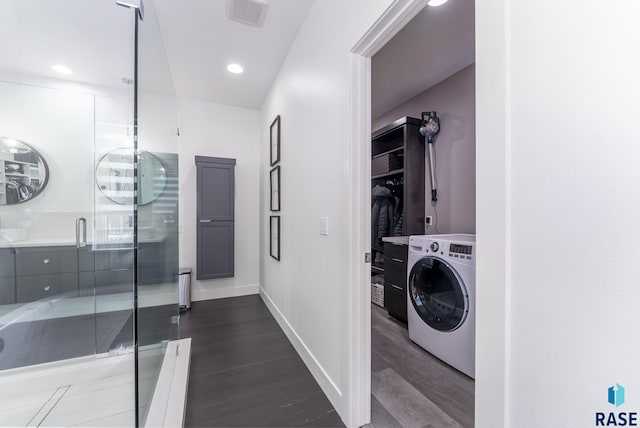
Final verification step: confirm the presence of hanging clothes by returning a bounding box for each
[6,182,19,204]
[393,208,405,236]
[7,179,34,202]
[371,184,397,254]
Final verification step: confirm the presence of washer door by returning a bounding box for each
[409,256,469,332]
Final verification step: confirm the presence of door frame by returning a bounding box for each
[346,2,428,426]
[347,0,510,427]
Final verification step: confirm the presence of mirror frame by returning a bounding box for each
[0,137,50,205]
[95,148,167,206]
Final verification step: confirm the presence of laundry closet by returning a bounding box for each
[368,1,476,427]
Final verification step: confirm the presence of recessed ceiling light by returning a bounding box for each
[227,63,244,74]
[428,0,448,6]
[51,64,73,75]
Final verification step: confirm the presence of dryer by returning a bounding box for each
[407,234,476,378]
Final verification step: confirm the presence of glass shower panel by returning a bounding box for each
[136,0,180,423]
[0,1,137,426]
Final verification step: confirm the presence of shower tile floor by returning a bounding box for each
[0,348,163,427]
[0,283,178,426]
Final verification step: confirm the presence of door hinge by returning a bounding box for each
[365,252,372,263]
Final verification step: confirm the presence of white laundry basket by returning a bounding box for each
[179,268,192,311]
[371,282,384,307]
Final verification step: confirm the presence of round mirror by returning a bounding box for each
[96,148,166,206]
[0,137,49,205]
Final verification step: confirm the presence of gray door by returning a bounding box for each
[196,156,236,279]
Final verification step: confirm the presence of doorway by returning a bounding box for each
[348,0,479,426]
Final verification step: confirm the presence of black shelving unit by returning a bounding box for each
[370,116,425,314]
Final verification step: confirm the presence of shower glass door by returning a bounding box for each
[0,1,137,426]
[135,0,181,424]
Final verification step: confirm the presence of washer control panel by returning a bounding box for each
[450,243,472,255]
[449,243,473,260]
[408,235,475,264]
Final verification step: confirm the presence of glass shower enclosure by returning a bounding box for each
[0,0,179,426]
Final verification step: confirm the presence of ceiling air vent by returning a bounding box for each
[227,0,269,27]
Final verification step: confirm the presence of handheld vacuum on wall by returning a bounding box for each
[420,111,441,202]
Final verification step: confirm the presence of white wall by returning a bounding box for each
[178,98,261,301]
[0,81,94,241]
[373,64,475,234]
[259,0,395,422]
[139,93,179,155]
[477,0,640,427]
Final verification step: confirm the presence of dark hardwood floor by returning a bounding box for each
[369,303,475,428]
[180,295,345,428]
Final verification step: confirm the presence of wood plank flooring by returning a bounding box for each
[180,295,344,428]
[369,303,475,428]
[180,296,473,427]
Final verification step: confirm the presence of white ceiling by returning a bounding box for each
[0,0,312,110]
[154,0,314,109]
[0,0,471,115]
[0,0,134,90]
[372,0,475,119]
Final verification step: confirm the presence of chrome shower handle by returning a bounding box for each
[76,217,87,248]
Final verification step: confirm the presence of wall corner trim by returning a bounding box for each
[258,286,343,415]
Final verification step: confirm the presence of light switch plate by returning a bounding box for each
[320,217,329,236]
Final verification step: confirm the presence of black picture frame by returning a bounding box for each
[270,115,281,166]
[270,166,281,212]
[270,215,280,261]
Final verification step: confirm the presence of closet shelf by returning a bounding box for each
[372,169,404,180]
[372,146,404,158]
[3,159,31,165]
[5,173,29,178]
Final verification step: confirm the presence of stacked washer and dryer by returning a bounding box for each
[407,234,476,378]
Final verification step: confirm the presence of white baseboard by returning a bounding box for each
[258,286,343,416]
[191,283,259,301]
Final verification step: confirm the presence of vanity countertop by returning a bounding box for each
[381,236,410,245]
[0,239,78,249]
[0,236,165,249]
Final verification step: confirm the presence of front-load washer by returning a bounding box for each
[407,234,476,378]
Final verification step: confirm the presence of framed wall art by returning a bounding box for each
[270,115,280,166]
[270,215,280,260]
[270,165,281,212]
